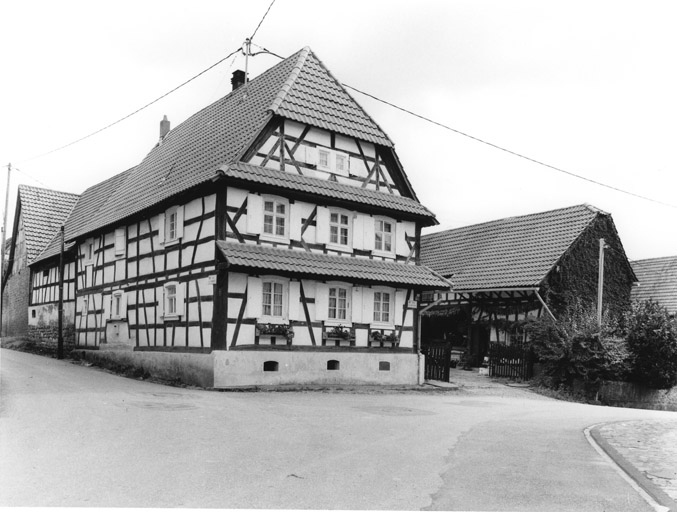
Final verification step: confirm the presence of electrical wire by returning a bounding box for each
[342,83,677,210]
[17,47,242,165]
[250,0,277,41]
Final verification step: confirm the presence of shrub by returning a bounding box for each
[526,302,630,393]
[625,299,677,389]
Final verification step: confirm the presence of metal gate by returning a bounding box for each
[488,342,533,380]
[423,343,452,382]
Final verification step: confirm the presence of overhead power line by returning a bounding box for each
[342,83,677,210]
[250,0,277,41]
[17,47,242,165]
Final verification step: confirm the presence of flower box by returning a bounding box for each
[256,323,294,340]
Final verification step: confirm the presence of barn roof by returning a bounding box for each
[631,256,677,315]
[53,46,417,246]
[420,204,606,291]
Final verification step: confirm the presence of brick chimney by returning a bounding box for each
[159,115,170,141]
[231,70,246,91]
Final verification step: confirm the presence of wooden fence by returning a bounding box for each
[423,343,452,382]
[488,342,533,380]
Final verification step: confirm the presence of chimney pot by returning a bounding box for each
[160,115,170,140]
[231,70,246,91]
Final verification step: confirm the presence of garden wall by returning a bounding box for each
[598,380,677,411]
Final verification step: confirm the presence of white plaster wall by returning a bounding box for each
[213,351,421,387]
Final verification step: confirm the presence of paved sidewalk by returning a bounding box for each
[592,420,677,511]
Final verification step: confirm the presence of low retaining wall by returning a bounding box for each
[599,380,677,411]
[78,347,215,388]
[213,350,423,388]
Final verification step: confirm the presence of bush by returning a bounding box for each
[526,303,630,393]
[625,299,677,389]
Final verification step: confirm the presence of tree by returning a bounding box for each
[625,299,677,389]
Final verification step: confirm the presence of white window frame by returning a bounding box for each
[111,290,126,320]
[334,151,350,177]
[372,287,394,328]
[326,283,351,326]
[83,238,95,267]
[316,147,350,177]
[373,217,395,255]
[328,209,352,250]
[260,277,288,323]
[114,227,126,257]
[261,195,289,243]
[165,207,180,245]
[163,281,184,320]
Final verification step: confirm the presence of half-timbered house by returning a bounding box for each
[1,185,79,340]
[419,204,636,370]
[51,47,445,386]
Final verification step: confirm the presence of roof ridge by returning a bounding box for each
[269,47,311,114]
[422,203,598,240]
[18,183,80,199]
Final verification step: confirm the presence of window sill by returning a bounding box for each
[163,238,181,247]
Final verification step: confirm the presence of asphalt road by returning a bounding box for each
[1,348,675,510]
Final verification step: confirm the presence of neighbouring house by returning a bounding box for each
[419,204,637,368]
[630,256,677,316]
[1,185,79,339]
[24,47,446,387]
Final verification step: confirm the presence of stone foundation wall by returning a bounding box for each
[27,324,76,345]
[599,380,677,412]
[1,269,30,337]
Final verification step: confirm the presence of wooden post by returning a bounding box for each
[597,238,606,328]
[0,163,10,335]
[57,225,65,359]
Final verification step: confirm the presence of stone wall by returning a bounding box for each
[599,380,677,412]
[1,268,30,337]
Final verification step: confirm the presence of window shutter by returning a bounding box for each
[363,217,375,251]
[395,289,407,327]
[352,215,365,250]
[288,281,303,321]
[289,203,302,242]
[176,206,184,239]
[176,282,186,317]
[351,287,363,323]
[395,222,409,257]
[120,292,128,320]
[314,282,329,321]
[315,206,330,245]
[362,288,374,324]
[115,228,126,256]
[157,286,164,321]
[102,294,111,321]
[247,194,263,235]
[246,276,263,318]
[305,146,318,166]
[158,213,165,245]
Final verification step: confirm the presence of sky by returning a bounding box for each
[1,0,677,261]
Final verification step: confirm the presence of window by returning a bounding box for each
[335,153,349,175]
[328,286,349,320]
[329,211,350,247]
[375,219,393,253]
[111,290,127,320]
[114,228,126,257]
[83,238,95,266]
[161,206,183,245]
[262,281,284,318]
[163,281,184,320]
[373,291,391,323]
[318,148,331,169]
[263,198,287,239]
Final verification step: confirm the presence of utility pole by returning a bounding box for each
[243,38,251,86]
[0,163,11,335]
[57,225,65,359]
[597,238,607,328]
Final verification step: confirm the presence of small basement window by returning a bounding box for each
[31,310,36,318]
[327,360,340,371]
[263,361,279,372]
[379,361,391,371]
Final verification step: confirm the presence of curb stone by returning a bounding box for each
[590,424,677,512]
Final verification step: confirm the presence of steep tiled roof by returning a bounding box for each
[64,47,405,242]
[631,256,677,315]
[420,204,602,291]
[224,162,436,222]
[270,49,392,147]
[217,241,448,289]
[17,185,79,264]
